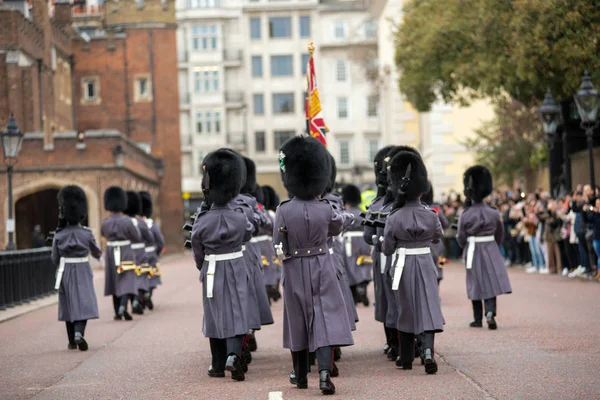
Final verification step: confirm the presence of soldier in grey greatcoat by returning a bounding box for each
[52,185,102,351]
[457,166,512,330]
[140,191,164,310]
[421,183,450,285]
[382,150,445,375]
[274,136,354,395]
[341,184,373,306]
[101,187,141,321]
[192,149,254,382]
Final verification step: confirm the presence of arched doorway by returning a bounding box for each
[15,189,59,249]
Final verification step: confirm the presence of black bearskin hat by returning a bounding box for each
[374,145,395,185]
[324,153,337,194]
[125,191,141,217]
[139,191,153,218]
[279,136,330,200]
[253,185,265,205]
[241,157,257,194]
[463,165,493,202]
[104,186,127,212]
[262,185,280,211]
[421,181,434,206]
[58,185,87,225]
[384,145,420,172]
[389,151,429,201]
[203,149,243,206]
[342,184,362,207]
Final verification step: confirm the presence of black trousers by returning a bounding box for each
[112,295,120,315]
[209,335,244,372]
[398,331,414,363]
[384,326,398,351]
[472,297,497,321]
[562,241,579,270]
[65,320,87,342]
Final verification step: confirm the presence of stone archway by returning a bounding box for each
[6,178,100,248]
[15,188,59,249]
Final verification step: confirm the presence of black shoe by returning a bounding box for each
[423,349,438,374]
[146,298,154,311]
[362,294,369,307]
[225,355,245,381]
[383,343,390,355]
[387,346,398,361]
[247,333,257,352]
[132,304,144,315]
[123,311,133,321]
[289,370,308,389]
[395,356,412,370]
[331,362,339,377]
[68,342,77,350]
[319,370,335,395]
[74,333,88,352]
[243,347,252,365]
[113,314,122,321]
[289,370,297,385]
[469,320,483,328]
[208,365,225,378]
[486,312,497,330]
[333,347,341,361]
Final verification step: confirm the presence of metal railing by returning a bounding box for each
[0,248,56,310]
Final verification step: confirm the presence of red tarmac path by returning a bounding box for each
[1,254,599,399]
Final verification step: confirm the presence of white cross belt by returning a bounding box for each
[145,246,156,253]
[55,257,90,290]
[250,235,270,243]
[466,236,495,270]
[203,251,244,298]
[391,247,431,290]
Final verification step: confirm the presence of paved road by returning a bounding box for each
[1,254,599,400]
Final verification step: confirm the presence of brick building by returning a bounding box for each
[0,0,182,251]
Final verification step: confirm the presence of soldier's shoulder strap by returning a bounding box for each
[146,218,154,228]
[277,199,291,209]
[130,217,138,227]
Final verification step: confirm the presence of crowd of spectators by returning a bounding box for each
[437,184,600,281]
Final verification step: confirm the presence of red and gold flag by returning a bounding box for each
[305,42,328,146]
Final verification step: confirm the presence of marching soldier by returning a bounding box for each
[421,183,450,286]
[51,185,102,351]
[260,185,282,303]
[342,184,373,306]
[102,186,141,321]
[140,191,164,309]
[191,149,254,381]
[275,136,354,395]
[382,150,445,374]
[457,166,512,329]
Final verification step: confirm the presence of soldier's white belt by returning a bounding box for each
[145,246,156,253]
[250,235,270,243]
[106,240,131,268]
[391,247,431,290]
[466,236,495,270]
[131,243,145,250]
[343,231,364,257]
[204,251,244,298]
[55,257,89,290]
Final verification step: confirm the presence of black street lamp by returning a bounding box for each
[1,114,24,251]
[573,70,599,186]
[537,88,561,194]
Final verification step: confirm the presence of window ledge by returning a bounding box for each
[80,98,102,106]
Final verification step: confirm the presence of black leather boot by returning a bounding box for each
[247,331,258,352]
[225,354,245,381]
[486,311,497,330]
[319,370,335,395]
[423,348,438,374]
[333,347,341,361]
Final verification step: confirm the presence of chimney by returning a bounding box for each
[54,0,72,26]
[31,0,50,27]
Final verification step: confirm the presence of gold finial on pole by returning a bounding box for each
[308,41,315,56]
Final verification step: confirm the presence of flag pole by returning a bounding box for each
[305,41,315,137]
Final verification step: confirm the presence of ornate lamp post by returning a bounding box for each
[573,70,599,186]
[537,89,561,195]
[1,114,24,251]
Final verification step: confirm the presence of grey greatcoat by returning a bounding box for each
[377,200,398,329]
[363,197,387,323]
[52,225,102,322]
[430,204,449,281]
[382,200,445,334]
[147,219,164,289]
[323,193,359,327]
[135,217,155,292]
[456,203,512,300]
[237,193,274,326]
[274,198,354,352]
[192,204,254,339]
[261,211,280,287]
[344,206,373,286]
[101,213,141,297]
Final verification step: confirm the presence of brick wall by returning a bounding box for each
[104,0,176,27]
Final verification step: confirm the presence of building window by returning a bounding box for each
[300,15,311,38]
[333,21,346,39]
[336,60,347,82]
[367,139,379,162]
[339,140,351,166]
[81,76,100,104]
[271,55,293,77]
[253,94,264,115]
[273,93,295,114]
[269,17,291,38]
[250,17,261,40]
[192,25,218,51]
[274,130,295,150]
[255,131,266,152]
[337,97,348,119]
[252,55,263,77]
[134,75,152,102]
[367,95,379,117]
[301,53,310,75]
[193,67,219,93]
[364,20,376,38]
[189,0,220,8]
[196,111,221,134]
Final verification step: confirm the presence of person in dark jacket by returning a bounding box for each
[32,225,46,248]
